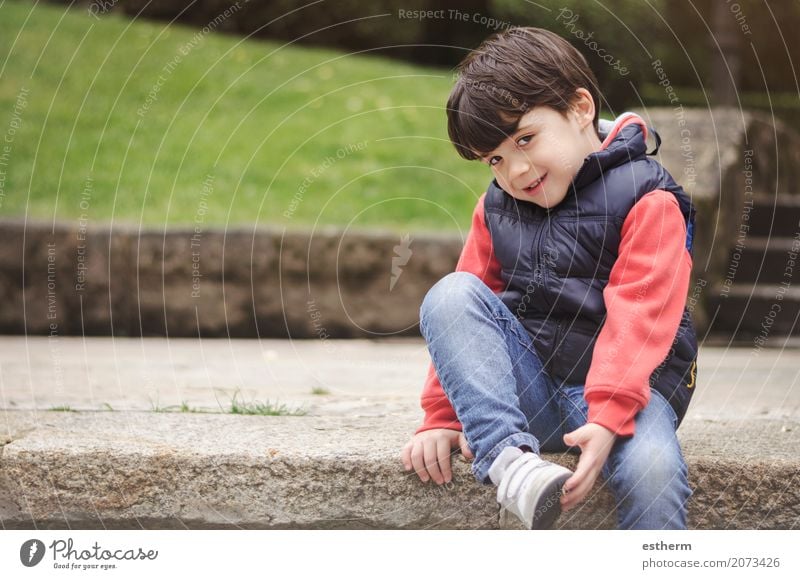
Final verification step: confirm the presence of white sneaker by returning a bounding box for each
[488,446,573,530]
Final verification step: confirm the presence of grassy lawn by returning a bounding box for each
[0,1,490,232]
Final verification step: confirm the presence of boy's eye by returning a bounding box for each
[488,156,501,166]
[517,135,533,146]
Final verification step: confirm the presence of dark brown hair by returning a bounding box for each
[447,27,601,160]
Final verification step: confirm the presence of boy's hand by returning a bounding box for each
[560,423,617,511]
[400,429,474,485]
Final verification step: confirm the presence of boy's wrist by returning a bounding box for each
[415,415,462,435]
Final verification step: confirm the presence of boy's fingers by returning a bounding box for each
[423,439,444,484]
[562,459,602,509]
[563,426,589,448]
[564,449,600,493]
[458,432,474,459]
[410,442,430,482]
[562,469,599,510]
[436,437,452,483]
[562,480,585,509]
[563,470,583,495]
[400,441,412,470]
[561,487,585,510]
[563,460,588,493]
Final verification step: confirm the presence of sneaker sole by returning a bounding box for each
[530,470,571,530]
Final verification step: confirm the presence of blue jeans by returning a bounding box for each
[419,272,692,530]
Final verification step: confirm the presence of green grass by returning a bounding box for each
[310,386,330,395]
[148,395,168,413]
[227,390,306,416]
[0,1,489,231]
[149,397,208,414]
[47,405,76,412]
[146,390,305,416]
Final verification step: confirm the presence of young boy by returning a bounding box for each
[400,27,698,530]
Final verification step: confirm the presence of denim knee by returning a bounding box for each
[607,433,691,529]
[614,441,688,502]
[420,272,485,336]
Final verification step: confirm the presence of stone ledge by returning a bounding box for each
[1,412,798,529]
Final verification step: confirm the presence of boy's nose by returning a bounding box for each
[509,157,531,182]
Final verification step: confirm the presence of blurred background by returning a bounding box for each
[1,0,799,343]
[3,2,800,535]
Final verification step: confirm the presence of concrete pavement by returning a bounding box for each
[1,337,798,529]
[1,337,798,421]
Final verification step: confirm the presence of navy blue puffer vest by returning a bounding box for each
[483,120,698,424]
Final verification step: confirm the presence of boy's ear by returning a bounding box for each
[569,88,596,129]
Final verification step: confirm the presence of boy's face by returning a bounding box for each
[478,91,601,209]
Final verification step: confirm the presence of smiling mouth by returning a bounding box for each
[523,174,547,195]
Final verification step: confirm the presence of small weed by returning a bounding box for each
[144,390,305,416]
[225,390,306,416]
[178,401,208,414]
[149,396,207,413]
[48,405,76,412]
[311,387,330,396]
[102,403,115,412]
[149,396,167,413]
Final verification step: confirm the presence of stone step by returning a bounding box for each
[1,412,797,530]
[747,194,800,237]
[725,236,800,284]
[708,283,800,337]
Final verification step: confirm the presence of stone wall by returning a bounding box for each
[0,221,461,338]
[2,108,798,338]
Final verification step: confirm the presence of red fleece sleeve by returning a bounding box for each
[416,193,504,433]
[585,190,692,437]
